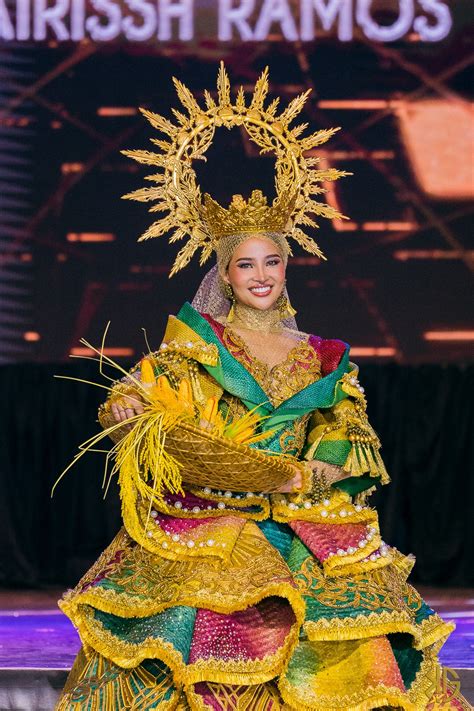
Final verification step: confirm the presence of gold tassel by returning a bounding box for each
[342,442,390,484]
[278,293,297,319]
[284,297,297,317]
[227,299,236,322]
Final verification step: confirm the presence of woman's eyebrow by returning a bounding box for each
[235,253,281,262]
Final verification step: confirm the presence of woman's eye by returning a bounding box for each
[238,263,252,269]
[267,259,280,266]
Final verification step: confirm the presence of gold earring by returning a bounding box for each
[277,293,297,319]
[224,283,236,322]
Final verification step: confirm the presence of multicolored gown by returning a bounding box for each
[56,303,463,710]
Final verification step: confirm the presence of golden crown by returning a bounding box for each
[202,190,296,238]
[122,62,350,276]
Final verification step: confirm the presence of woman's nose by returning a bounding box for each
[253,263,267,281]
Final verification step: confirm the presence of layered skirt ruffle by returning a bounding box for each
[56,516,462,710]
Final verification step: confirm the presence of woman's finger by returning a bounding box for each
[111,403,125,423]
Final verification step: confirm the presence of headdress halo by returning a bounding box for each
[121,62,350,276]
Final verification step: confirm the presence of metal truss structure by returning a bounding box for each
[0,20,473,363]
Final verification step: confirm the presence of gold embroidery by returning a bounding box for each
[294,555,405,613]
[60,522,305,622]
[55,649,179,711]
[222,327,321,407]
[186,680,282,710]
[279,414,311,455]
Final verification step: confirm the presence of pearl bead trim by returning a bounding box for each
[145,510,228,551]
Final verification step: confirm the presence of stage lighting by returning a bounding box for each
[70,347,135,356]
[394,250,474,261]
[423,331,474,341]
[97,107,137,117]
[349,347,397,357]
[67,233,115,242]
[23,331,40,342]
[396,100,474,200]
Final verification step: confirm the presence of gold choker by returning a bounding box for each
[229,302,283,333]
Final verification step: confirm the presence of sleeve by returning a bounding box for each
[97,340,223,444]
[304,363,390,499]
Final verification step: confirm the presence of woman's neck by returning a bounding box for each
[230,301,282,334]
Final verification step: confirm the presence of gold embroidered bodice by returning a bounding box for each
[222,326,322,407]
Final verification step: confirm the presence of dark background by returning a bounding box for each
[1,3,473,364]
[1,360,473,587]
[0,2,473,587]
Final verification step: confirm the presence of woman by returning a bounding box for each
[55,65,464,710]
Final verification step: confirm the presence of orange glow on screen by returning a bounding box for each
[98,107,138,117]
[397,100,474,199]
[70,347,135,356]
[23,331,41,342]
[318,100,401,110]
[349,347,397,357]
[394,250,474,260]
[61,162,84,174]
[423,331,474,341]
[337,222,417,232]
[67,233,115,242]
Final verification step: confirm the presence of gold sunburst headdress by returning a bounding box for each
[121,62,350,276]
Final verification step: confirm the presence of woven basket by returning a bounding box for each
[165,420,296,492]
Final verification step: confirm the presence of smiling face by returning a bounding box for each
[222,236,286,311]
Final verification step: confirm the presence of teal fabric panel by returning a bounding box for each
[177,302,352,425]
[93,605,197,662]
[257,519,294,560]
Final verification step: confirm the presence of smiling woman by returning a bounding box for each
[53,64,467,710]
[222,236,287,309]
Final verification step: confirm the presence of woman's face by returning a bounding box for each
[223,236,286,311]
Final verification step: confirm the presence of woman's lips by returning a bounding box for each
[249,285,272,297]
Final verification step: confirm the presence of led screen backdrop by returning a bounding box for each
[0,0,472,363]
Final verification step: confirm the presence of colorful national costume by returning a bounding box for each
[56,65,466,710]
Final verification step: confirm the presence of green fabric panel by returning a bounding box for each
[314,439,352,466]
[335,473,380,496]
[177,302,351,421]
[249,416,309,456]
[272,346,350,414]
[412,601,435,625]
[286,536,312,574]
[69,654,174,706]
[285,641,325,686]
[314,441,381,494]
[257,519,294,561]
[177,302,270,409]
[289,549,406,624]
[129,659,174,700]
[389,634,423,690]
[93,605,197,662]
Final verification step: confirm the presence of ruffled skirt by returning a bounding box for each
[56,517,463,710]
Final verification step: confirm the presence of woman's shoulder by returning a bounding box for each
[285,327,349,377]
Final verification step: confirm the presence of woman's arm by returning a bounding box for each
[303,367,389,499]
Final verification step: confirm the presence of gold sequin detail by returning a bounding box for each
[222,327,322,407]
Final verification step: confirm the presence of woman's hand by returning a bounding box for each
[111,391,144,427]
[273,460,348,495]
[274,463,304,493]
[305,459,348,486]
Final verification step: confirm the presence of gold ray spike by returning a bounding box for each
[121,61,352,276]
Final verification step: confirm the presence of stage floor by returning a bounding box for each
[0,587,473,706]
